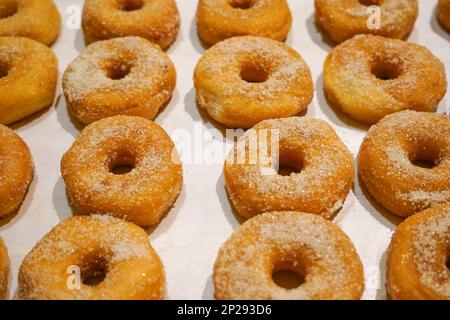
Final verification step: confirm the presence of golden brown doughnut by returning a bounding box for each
[358,110,450,217]
[315,0,418,43]
[61,116,183,227]
[224,117,354,219]
[387,204,450,300]
[194,36,314,128]
[196,0,292,46]
[82,0,180,50]
[0,124,33,217]
[324,35,447,124]
[0,0,60,46]
[0,237,8,299]
[18,215,165,300]
[214,211,365,300]
[438,0,450,32]
[0,36,58,125]
[62,36,176,125]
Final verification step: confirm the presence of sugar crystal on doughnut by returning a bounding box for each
[387,204,450,299]
[413,209,450,297]
[224,117,354,219]
[213,212,364,299]
[359,110,450,217]
[18,214,165,299]
[194,36,314,128]
[63,36,176,124]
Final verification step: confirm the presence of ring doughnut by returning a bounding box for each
[194,36,314,128]
[324,35,447,124]
[62,36,176,125]
[0,36,58,125]
[61,116,183,227]
[82,0,180,50]
[438,0,450,32]
[0,124,33,217]
[315,0,418,43]
[0,237,8,299]
[387,204,450,300]
[0,0,60,46]
[213,211,364,300]
[358,110,450,217]
[196,0,292,46]
[224,117,354,219]
[18,215,165,300]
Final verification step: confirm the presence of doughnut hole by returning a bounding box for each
[117,0,144,12]
[358,0,381,6]
[0,0,18,19]
[408,141,441,169]
[228,0,256,9]
[108,149,137,175]
[271,260,306,290]
[103,60,132,80]
[370,59,403,81]
[240,61,270,83]
[275,148,304,177]
[0,60,9,79]
[80,251,110,286]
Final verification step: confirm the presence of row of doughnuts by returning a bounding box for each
[0,1,449,126]
[0,115,183,299]
[0,32,446,129]
[218,111,449,299]
[217,107,449,299]
[2,110,447,299]
[214,203,450,300]
[1,1,447,47]
[0,0,449,300]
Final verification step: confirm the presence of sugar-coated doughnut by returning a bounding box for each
[0,237,8,299]
[18,215,165,300]
[224,117,354,219]
[63,37,176,125]
[196,0,292,46]
[358,110,450,217]
[438,0,450,32]
[315,0,418,43]
[61,116,183,227]
[324,35,447,124]
[194,36,314,128]
[387,204,450,300]
[82,0,180,50]
[0,124,33,217]
[214,212,364,300]
[0,37,58,125]
[0,0,60,46]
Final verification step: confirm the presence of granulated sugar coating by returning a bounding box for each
[18,214,165,300]
[196,0,292,45]
[0,0,61,46]
[194,36,314,128]
[0,36,58,125]
[213,212,364,300]
[82,0,180,49]
[60,115,183,227]
[358,110,450,217]
[224,117,354,219]
[315,0,418,43]
[0,124,34,217]
[62,36,176,124]
[324,34,447,124]
[387,204,450,300]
